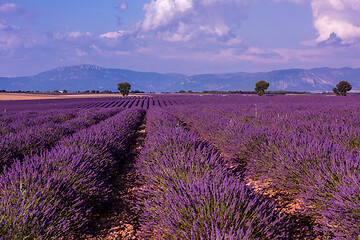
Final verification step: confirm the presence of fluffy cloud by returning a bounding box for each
[0,3,32,19]
[0,3,20,13]
[0,3,28,54]
[0,2,33,35]
[279,0,360,44]
[139,0,252,41]
[2,0,360,77]
[309,0,360,44]
[117,0,128,12]
[0,3,23,26]
[141,0,193,31]
[100,30,126,39]
[52,31,92,40]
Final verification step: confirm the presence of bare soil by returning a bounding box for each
[248,179,319,239]
[81,121,147,240]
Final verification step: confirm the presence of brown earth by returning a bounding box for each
[0,93,144,101]
[81,121,147,240]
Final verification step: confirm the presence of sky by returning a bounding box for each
[0,0,360,76]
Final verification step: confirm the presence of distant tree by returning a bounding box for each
[62,90,68,93]
[131,90,145,93]
[91,90,96,94]
[0,89,6,92]
[117,82,131,96]
[333,87,340,96]
[255,80,270,96]
[334,81,352,96]
[179,90,186,93]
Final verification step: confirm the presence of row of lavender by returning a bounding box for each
[0,109,79,136]
[0,108,121,171]
[136,107,289,239]
[0,108,145,239]
[167,98,360,239]
[73,96,190,109]
[2,94,360,113]
[0,95,194,112]
[0,94,194,172]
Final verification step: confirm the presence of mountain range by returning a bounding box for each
[0,64,359,92]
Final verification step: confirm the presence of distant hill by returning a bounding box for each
[0,64,359,92]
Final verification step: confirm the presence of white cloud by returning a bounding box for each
[274,0,360,44]
[0,3,18,13]
[226,36,243,46]
[76,49,88,56]
[310,0,360,44]
[246,47,268,54]
[0,3,30,19]
[117,0,128,11]
[141,0,193,31]
[0,33,22,52]
[100,30,126,39]
[68,31,82,38]
[89,44,102,54]
[52,31,92,40]
[0,23,8,30]
[139,0,252,41]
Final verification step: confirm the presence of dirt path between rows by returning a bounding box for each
[81,121,147,240]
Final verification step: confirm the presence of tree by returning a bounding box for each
[62,89,67,93]
[117,82,131,96]
[332,87,340,96]
[255,80,270,96]
[334,81,352,96]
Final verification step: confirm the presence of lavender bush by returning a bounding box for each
[168,97,360,238]
[0,108,121,171]
[136,108,287,239]
[0,109,77,136]
[299,151,360,239]
[2,94,360,238]
[0,108,145,239]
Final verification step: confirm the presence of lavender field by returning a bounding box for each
[1,94,360,239]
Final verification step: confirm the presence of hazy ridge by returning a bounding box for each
[1,64,359,92]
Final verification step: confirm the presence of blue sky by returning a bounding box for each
[1,0,360,76]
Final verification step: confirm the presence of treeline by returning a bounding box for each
[2,89,358,95]
[179,90,312,94]
[0,90,117,94]
[0,89,145,94]
[0,89,108,94]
